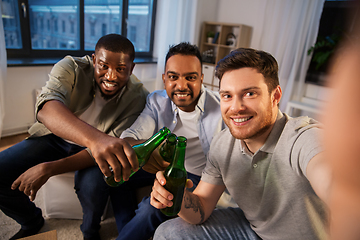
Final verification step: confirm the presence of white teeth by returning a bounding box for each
[233,117,250,123]
[176,94,188,97]
[104,82,116,88]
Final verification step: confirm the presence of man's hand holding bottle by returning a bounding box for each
[150,171,193,210]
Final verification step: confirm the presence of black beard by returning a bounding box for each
[96,83,116,101]
[172,90,193,98]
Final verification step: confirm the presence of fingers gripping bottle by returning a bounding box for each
[161,136,187,216]
[159,133,177,163]
[105,127,171,187]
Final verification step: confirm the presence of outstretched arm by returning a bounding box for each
[37,100,138,182]
[150,171,225,224]
[306,152,332,204]
[11,150,95,201]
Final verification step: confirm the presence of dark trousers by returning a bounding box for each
[75,166,156,238]
[116,172,201,240]
[0,134,84,230]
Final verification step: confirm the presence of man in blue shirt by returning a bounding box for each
[114,42,224,240]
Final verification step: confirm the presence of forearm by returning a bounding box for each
[123,137,144,147]
[178,181,225,224]
[178,190,207,224]
[44,150,96,177]
[38,100,106,148]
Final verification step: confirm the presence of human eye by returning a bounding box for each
[186,75,197,81]
[168,74,178,80]
[220,92,232,100]
[117,67,126,72]
[244,91,257,98]
[98,62,107,69]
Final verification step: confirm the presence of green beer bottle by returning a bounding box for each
[161,136,187,216]
[159,133,177,163]
[105,127,171,187]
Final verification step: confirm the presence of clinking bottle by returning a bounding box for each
[161,136,187,216]
[159,133,177,163]
[105,127,171,187]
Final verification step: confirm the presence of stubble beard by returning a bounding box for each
[227,102,274,140]
[96,81,118,100]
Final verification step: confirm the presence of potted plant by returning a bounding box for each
[207,31,215,43]
[307,33,341,71]
[306,31,343,85]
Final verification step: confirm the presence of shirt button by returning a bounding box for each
[253,164,258,168]
[173,121,176,124]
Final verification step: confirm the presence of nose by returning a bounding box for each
[177,77,188,91]
[230,96,245,112]
[105,68,117,81]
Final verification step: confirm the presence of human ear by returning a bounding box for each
[130,63,135,74]
[92,54,96,67]
[162,74,166,89]
[272,86,282,106]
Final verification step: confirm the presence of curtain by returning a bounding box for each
[0,3,7,139]
[153,0,198,90]
[254,0,325,111]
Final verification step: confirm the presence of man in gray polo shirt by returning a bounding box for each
[150,48,329,240]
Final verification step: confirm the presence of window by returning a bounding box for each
[102,23,107,37]
[70,20,75,34]
[305,0,357,85]
[40,16,43,31]
[2,0,22,49]
[2,0,157,60]
[129,25,136,44]
[53,17,58,33]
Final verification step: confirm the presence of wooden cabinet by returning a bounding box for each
[200,22,252,90]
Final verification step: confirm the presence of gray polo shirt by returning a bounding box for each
[202,111,328,240]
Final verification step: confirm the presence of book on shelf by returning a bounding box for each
[212,32,219,44]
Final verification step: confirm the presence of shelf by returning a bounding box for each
[200,21,252,66]
[219,44,236,49]
[199,21,252,90]
[203,43,217,47]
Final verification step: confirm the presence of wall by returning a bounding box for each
[194,0,219,46]
[2,66,52,136]
[216,0,262,48]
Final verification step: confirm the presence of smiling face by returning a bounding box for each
[92,47,135,100]
[219,67,282,144]
[162,54,203,112]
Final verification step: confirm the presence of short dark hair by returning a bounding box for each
[95,34,135,61]
[165,42,202,69]
[215,48,279,93]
